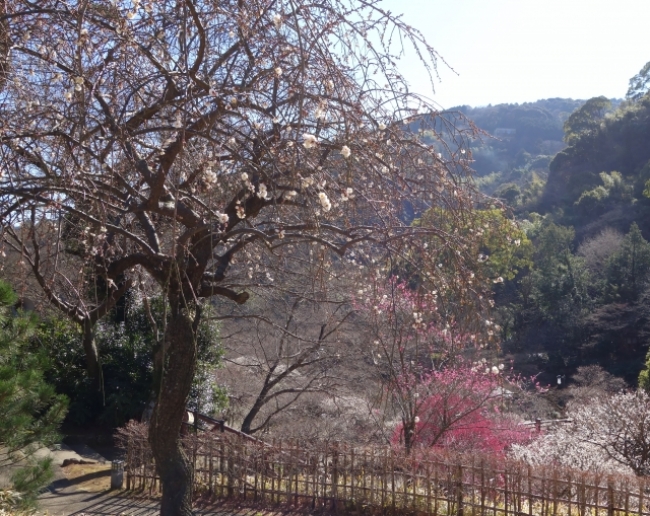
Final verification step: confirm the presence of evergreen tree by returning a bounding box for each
[606,223,650,302]
[0,280,67,507]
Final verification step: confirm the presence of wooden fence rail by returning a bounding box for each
[119,426,650,516]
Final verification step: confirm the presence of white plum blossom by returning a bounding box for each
[285,190,298,199]
[317,192,331,211]
[217,213,229,224]
[241,172,249,182]
[257,183,268,199]
[313,99,328,119]
[272,13,283,28]
[302,133,317,149]
[274,67,283,77]
[235,204,245,219]
[510,391,650,475]
[204,168,217,185]
[378,123,387,131]
[340,145,351,158]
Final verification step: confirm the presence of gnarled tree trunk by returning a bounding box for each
[149,305,198,516]
[81,318,102,391]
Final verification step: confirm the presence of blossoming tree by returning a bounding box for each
[390,364,531,455]
[0,1,479,514]
[358,279,527,453]
[511,390,650,476]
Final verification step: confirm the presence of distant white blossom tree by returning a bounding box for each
[511,390,650,476]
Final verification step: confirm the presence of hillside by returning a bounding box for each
[455,99,586,200]
[478,94,650,387]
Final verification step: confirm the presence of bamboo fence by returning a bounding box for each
[119,425,650,516]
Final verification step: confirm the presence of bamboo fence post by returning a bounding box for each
[504,463,508,516]
[261,442,267,502]
[278,439,283,503]
[126,437,132,490]
[208,440,213,496]
[411,453,417,512]
[400,452,408,509]
[227,438,235,497]
[323,442,329,510]
[312,445,318,508]
[293,439,299,506]
[552,470,558,516]
[515,464,522,516]
[369,448,375,508]
[433,457,439,516]
[241,439,246,500]
[293,440,297,504]
[271,438,277,504]
[253,442,258,502]
[426,457,432,515]
[381,448,388,511]
[390,448,396,515]
[481,457,485,516]
[139,439,144,490]
[219,439,225,497]
[638,478,644,516]
[342,443,347,505]
[351,446,355,506]
[456,463,464,516]
[607,476,614,516]
[567,473,572,516]
[526,464,533,516]
[332,442,339,512]
[541,469,547,516]
[364,449,369,507]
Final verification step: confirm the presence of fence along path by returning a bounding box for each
[119,424,650,516]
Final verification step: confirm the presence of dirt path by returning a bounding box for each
[37,444,319,515]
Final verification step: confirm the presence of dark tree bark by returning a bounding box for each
[81,318,101,389]
[149,300,198,516]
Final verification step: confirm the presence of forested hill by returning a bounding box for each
[541,95,650,238]
[452,99,589,201]
[475,91,650,388]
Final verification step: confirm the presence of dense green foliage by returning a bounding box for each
[498,220,650,384]
[487,72,650,386]
[0,280,67,506]
[40,297,226,428]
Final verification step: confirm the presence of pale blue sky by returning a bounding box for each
[380,0,649,108]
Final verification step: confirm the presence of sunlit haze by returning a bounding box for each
[380,0,649,108]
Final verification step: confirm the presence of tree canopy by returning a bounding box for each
[0,1,480,514]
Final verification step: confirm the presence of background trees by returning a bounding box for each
[218,295,353,436]
[627,61,650,101]
[512,389,650,476]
